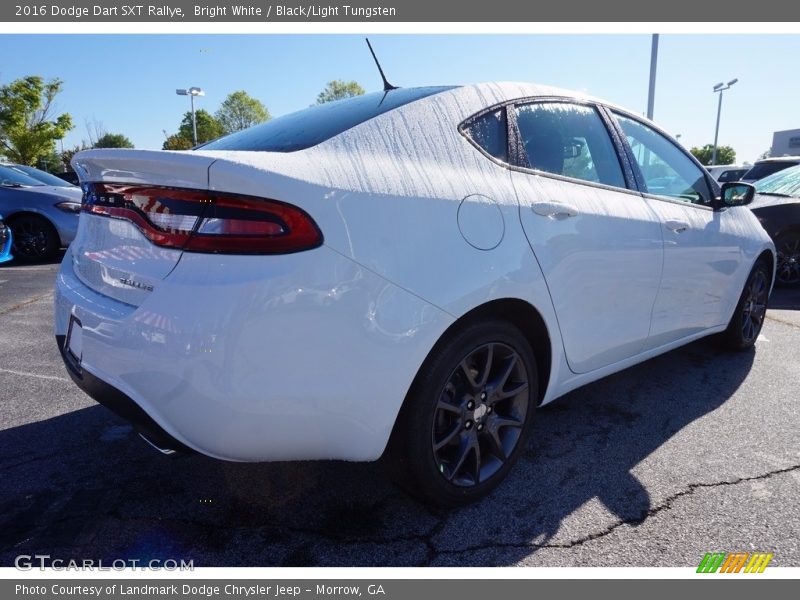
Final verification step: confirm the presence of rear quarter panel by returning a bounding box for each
[203,84,566,402]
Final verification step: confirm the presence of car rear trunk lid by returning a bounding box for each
[70,150,217,306]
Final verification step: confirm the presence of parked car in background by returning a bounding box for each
[57,82,774,506]
[55,171,81,186]
[0,213,12,264]
[706,164,750,183]
[11,164,80,188]
[741,157,800,183]
[0,164,82,261]
[750,165,800,286]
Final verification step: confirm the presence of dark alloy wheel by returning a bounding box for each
[775,233,800,287]
[719,258,771,351]
[432,342,529,486]
[740,268,769,344]
[386,319,538,507]
[9,215,59,262]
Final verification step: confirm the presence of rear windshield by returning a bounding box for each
[14,164,76,187]
[0,165,46,187]
[744,161,799,181]
[199,86,457,153]
[755,165,800,197]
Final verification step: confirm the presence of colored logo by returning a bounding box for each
[697,552,773,573]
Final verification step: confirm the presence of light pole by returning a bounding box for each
[176,86,205,146]
[646,34,659,120]
[711,78,738,166]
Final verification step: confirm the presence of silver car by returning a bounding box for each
[0,164,82,261]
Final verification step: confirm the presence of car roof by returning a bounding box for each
[449,81,624,112]
[755,156,800,163]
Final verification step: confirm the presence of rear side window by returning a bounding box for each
[462,109,508,162]
[200,86,457,153]
[514,102,626,189]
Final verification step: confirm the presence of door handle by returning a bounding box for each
[531,201,579,219]
[664,220,689,233]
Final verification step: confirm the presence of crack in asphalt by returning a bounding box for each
[145,463,797,565]
[88,462,798,567]
[424,463,800,561]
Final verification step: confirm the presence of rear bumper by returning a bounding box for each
[57,334,190,453]
[54,245,453,462]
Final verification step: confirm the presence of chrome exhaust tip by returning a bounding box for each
[139,433,178,455]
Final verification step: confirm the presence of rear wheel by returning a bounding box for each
[718,259,770,351]
[775,233,800,287]
[9,214,59,262]
[387,320,538,507]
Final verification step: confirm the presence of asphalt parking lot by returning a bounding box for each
[1,255,798,568]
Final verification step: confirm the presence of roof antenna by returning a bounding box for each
[366,38,398,92]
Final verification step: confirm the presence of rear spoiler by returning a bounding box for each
[72,149,217,190]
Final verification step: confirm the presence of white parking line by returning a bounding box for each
[0,266,59,271]
[0,368,69,383]
[0,292,53,316]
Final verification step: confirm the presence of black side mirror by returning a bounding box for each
[717,181,755,208]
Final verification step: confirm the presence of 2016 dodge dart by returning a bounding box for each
[55,83,775,505]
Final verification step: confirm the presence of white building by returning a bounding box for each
[771,128,800,157]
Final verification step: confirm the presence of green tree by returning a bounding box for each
[162,134,192,151]
[61,143,90,172]
[0,76,74,166]
[36,149,64,173]
[94,132,134,149]
[162,110,223,150]
[180,109,223,144]
[316,80,366,104]
[758,149,772,160]
[215,90,270,134]
[690,144,736,166]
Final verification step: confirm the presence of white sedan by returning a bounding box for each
[56,83,775,506]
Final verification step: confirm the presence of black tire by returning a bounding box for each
[718,258,771,351]
[386,319,538,507]
[774,232,800,287]
[8,214,60,262]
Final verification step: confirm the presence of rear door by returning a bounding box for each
[507,100,664,374]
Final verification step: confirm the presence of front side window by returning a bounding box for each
[462,109,507,163]
[514,102,626,189]
[614,113,711,204]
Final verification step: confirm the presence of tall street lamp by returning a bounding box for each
[176,86,205,146]
[646,34,659,120]
[711,78,738,166]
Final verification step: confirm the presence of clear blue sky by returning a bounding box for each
[1,34,798,163]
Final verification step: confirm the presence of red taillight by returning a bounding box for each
[82,183,322,255]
